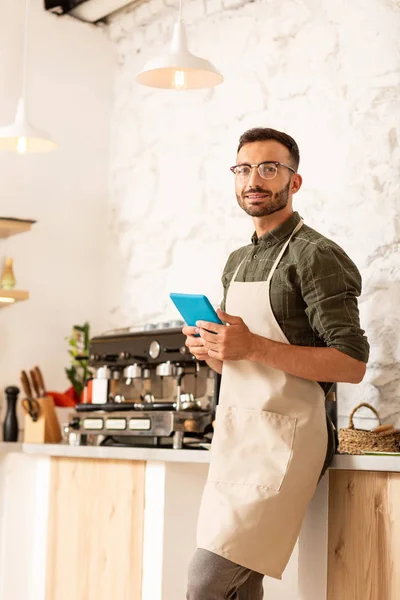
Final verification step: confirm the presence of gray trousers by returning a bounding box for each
[186,549,264,600]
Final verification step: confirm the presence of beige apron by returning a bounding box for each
[197,219,327,579]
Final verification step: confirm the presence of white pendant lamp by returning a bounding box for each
[0,0,57,154]
[136,0,223,90]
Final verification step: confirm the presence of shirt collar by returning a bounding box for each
[251,211,301,247]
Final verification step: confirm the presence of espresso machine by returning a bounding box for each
[66,322,219,449]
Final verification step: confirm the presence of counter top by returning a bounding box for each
[0,442,211,464]
[1,442,400,471]
[330,453,400,472]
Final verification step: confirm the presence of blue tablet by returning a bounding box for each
[170,293,223,328]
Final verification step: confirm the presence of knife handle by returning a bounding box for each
[20,370,32,399]
[34,366,46,396]
[29,369,41,398]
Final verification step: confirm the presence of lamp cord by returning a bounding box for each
[21,0,30,102]
[179,0,183,21]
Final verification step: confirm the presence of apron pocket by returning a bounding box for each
[208,405,297,491]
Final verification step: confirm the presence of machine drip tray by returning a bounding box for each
[76,402,176,412]
[99,435,211,449]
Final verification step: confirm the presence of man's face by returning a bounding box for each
[235,140,296,218]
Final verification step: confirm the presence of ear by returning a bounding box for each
[291,173,302,195]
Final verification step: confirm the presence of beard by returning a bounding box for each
[236,180,291,217]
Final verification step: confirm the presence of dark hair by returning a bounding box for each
[237,128,300,171]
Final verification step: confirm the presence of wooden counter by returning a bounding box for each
[1,444,399,600]
[328,470,400,600]
[46,458,145,600]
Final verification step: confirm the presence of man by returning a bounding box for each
[184,128,369,600]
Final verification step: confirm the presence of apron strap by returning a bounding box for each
[266,219,303,283]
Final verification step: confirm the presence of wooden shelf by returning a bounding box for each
[0,218,36,239]
[0,220,33,308]
[0,289,29,307]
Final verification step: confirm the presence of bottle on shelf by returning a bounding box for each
[0,257,16,290]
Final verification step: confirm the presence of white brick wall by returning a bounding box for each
[106,0,400,427]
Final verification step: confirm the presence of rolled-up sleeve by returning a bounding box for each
[300,243,369,363]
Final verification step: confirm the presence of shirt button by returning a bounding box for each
[253,254,258,259]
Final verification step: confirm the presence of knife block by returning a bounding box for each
[24,395,62,444]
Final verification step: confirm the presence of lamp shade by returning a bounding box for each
[0,98,57,154]
[136,20,223,90]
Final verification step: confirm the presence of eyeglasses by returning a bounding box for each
[230,161,296,180]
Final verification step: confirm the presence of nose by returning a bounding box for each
[247,165,264,188]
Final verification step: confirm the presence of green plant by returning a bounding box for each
[65,322,91,398]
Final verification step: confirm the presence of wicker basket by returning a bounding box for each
[338,403,400,455]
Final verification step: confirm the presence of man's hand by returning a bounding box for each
[182,325,210,361]
[182,324,223,374]
[196,309,255,361]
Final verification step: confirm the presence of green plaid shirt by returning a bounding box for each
[220,212,369,394]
